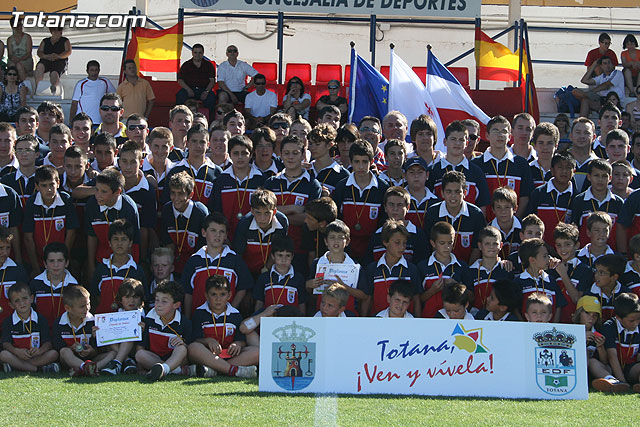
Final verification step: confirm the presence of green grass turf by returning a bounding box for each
[0,373,638,426]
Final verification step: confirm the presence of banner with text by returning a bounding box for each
[181,0,481,18]
[259,318,588,399]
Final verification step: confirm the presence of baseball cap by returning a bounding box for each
[403,157,429,172]
[576,296,602,315]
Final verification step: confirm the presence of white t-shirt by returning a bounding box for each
[245,89,278,118]
[595,69,624,100]
[72,77,116,124]
[284,92,312,119]
[217,60,258,92]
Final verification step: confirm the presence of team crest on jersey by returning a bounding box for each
[369,207,378,220]
[188,234,196,248]
[0,214,8,228]
[461,234,471,248]
[55,218,64,231]
[534,327,577,396]
[223,270,233,284]
[272,321,316,391]
[507,178,516,190]
[287,288,296,304]
[295,196,305,206]
[225,324,234,337]
[204,182,213,198]
[31,333,40,349]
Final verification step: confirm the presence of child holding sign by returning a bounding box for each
[188,275,258,378]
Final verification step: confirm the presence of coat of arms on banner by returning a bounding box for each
[272,321,316,391]
[533,327,577,396]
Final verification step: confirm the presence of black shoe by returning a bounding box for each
[146,363,165,381]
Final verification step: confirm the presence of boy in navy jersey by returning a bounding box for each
[376,280,415,318]
[367,186,428,264]
[524,292,553,323]
[585,254,629,322]
[84,167,140,280]
[90,133,117,173]
[0,227,27,325]
[70,112,93,161]
[23,165,79,271]
[188,275,258,378]
[616,186,640,256]
[515,238,566,322]
[30,242,77,330]
[423,170,486,264]
[489,187,522,261]
[435,282,474,320]
[210,134,264,237]
[302,197,337,265]
[160,171,208,274]
[163,125,221,207]
[571,159,623,249]
[550,223,593,323]
[333,140,388,263]
[507,214,545,273]
[429,120,490,211]
[403,157,438,230]
[526,151,576,244]
[1,134,38,208]
[576,211,614,272]
[378,139,406,187]
[232,189,289,277]
[137,280,193,381]
[471,115,533,220]
[308,124,348,195]
[598,293,640,392]
[168,105,193,161]
[621,234,640,297]
[54,285,116,377]
[468,226,513,312]
[43,124,71,171]
[250,127,283,178]
[182,212,253,318]
[119,141,156,264]
[0,283,59,373]
[264,135,322,271]
[362,219,421,317]
[253,236,307,312]
[611,160,633,200]
[148,247,175,308]
[0,122,19,178]
[90,219,146,314]
[474,279,521,321]
[142,127,174,203]
[529,123,559,188]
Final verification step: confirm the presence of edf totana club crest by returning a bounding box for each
[271,322,316,391]
[533,327,577,396]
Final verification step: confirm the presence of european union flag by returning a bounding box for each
[348,48,389,125]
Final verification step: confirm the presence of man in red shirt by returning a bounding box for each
[585,33,619,78]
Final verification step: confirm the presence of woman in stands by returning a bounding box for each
[0,66,27,122]
[34,27,72,95]
[282,76,311,120]
[316,79,347,117]
[6,18,33,83]
[622,34,640,97]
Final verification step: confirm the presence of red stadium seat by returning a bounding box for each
[344,65,351,86]
[380,65,390,80]
[285,63,312,85]
[252,62,278,83]
[447,67,470,88]
[316,64,342,84]
[412,66,427,85]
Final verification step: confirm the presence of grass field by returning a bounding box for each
[1,373,639,426]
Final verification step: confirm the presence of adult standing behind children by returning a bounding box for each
[70,61,115,125]
[34,27,71,95]
[117,60,155,119]
[216,45,257,105]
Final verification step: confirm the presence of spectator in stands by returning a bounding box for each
[283,76,311,120]
[70,60,115,125]
[605,91,622,110]
[214,103,234,125]
[622,34,640,97]
[316,80,347,117]
[244,73,277,130]
[584,32,618,79]
[553,113,571,149]
[216,45,257,105]
[37,101,63,144]
[95,93,126,143]
[6,17,33,83]
[176,44,216,117]
[0,66,27,122]
[34,27,71,95]
[117,59,155,119]
[574,57,624,118]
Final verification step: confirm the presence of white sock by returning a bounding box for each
[162,363,171,375]
[170,366,182,375]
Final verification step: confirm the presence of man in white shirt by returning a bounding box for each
[574,56,625,117]
[217,45,258,105]
[70,60,115,125]
[244,73,278,129]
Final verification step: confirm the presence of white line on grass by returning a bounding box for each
[314,393,338,427]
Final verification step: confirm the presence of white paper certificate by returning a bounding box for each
[313,263,360,294]
[95,310,143,346]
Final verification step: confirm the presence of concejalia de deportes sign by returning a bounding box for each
[258,318,588,399]
[181,0,481,18]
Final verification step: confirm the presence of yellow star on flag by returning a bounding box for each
[382,98,387,104]
[381,85,387,93]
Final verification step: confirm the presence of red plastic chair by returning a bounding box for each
[252,62,278,83]
[344,65,351,86]
[447,67,470,88]
[412,66,427,85]
[380,66,390,80]
[285,63,312,85]
[316,64,342,84]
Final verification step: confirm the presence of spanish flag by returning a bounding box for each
[126,21,183,75]
[474,29,520,82]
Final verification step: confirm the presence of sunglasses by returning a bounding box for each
[359,126,380,134]
[128,124,147,131]
[216,110,225,115]
[100,105,121,112]
[227,49,238,53]
[254,82,266,86]
[271,122,289,130]
[6,73,17,77]
[328,85,339,89]
[468,134,479,141]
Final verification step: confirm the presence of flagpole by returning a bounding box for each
[120,7,135,84]
[474,17,480,91]
[517,19,524,88]
[349,41,356,124]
